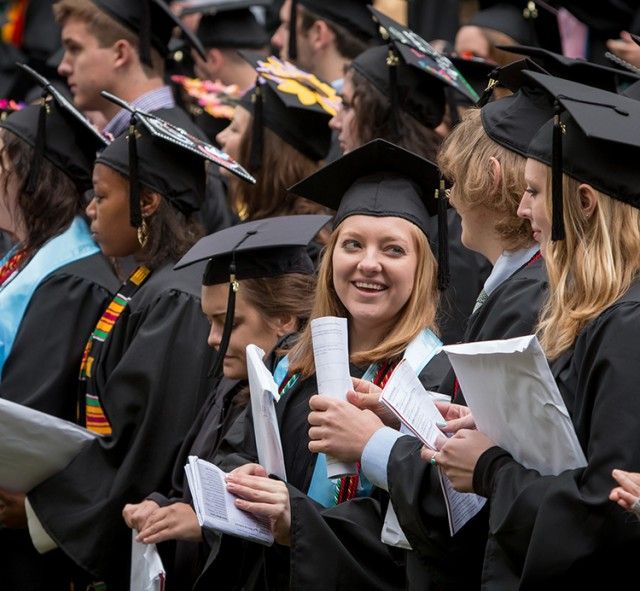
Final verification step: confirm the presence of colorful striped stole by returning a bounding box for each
[79,266,151,435]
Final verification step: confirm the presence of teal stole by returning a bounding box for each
[0,217,99,376]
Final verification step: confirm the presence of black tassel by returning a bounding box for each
[209,259,238,378]
[288,0,298,61]
[387,45,400,138]
[551,100,565,241]
[139,0,152,67]
[248,81,264,173]
[25,91,49,195]
[436,179,450,291]
[128,114,142,228]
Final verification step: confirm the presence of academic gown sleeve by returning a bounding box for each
[26,284,214,588]
[472,299,640,589]
[0,254,118,421]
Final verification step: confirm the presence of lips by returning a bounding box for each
[353,280,387,293]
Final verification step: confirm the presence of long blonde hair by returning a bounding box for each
[538,167,640,359]
[288,218,439,377]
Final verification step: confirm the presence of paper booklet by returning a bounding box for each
[443,334,587,475]
[185,456,274,546]
[246,344,287,481]
[310,316,358,478]
[380,359,486,536]
[0,397,98,493]
[130,531,165,591]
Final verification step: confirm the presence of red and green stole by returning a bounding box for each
[0,248,27,287]
[79,266,151,435]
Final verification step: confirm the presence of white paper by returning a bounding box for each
[380,360,486,536]
[130,531,165,591]
[0,397,98,492]
[310,317,357,478]
[246,344,287,481]
[185,456,274,546]
[380,504,412,549]
[443,334,587,475]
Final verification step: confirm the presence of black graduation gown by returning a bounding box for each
[386,254,548,590]
[0,253,118,591]
[27,262,215,589]
[195,351,450,590]
[472,277,640,589]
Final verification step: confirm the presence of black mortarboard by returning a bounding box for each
[89,0,206,66]
[525,71,640,240]
[497,44,640,93]
[239,54,338,171]
[289,138,450,289]
[0,64,107,194]
[288,0,377,60]
[175,213,330,376]
[470,3,538,46]
[448,53,497,98]
[96,91,255,228]
[186,0,271,49]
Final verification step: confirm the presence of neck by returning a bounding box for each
[101,75,165,121]
[220,62,257,92]
[481,238,506,266]
[349,318,391,356]
[313,48,349,85]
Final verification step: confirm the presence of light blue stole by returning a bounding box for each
[274,328,443,508]
[0,217,99,377]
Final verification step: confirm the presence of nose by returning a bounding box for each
[57,51,71,78]
[272,24,286,58]
[207,322,223,350]
[216,127,228,149]
[357,247,382,274]
[517,191,531,220]
[329,108,342,132]
[85,196,97,220]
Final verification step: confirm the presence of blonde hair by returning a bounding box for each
[538,167,640,359]
[288,219,439,377]
[54,0,163,76]
[438,108,532,250]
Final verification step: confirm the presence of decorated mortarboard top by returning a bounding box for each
[288,0,377,60]
[497,44,640,93]
[240,53,340,170]
[175,213,329,377]
[96,91,255,228]
[185,0,271,49]
[369,7,479,103]
[89,0,206,66]
[0,64,107,193]
[289,138,450,289]
[447,53,497,98]
[524,71,640,240]
[171,75,241,120]
[0,98,27,119]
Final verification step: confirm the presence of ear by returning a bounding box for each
[577,183,598,219]
[273,313,298,338]
[311,19,334,50]
[112,39,136,70]
[488,156,502,194]
[140,191,162,217]
[207,48,224,71]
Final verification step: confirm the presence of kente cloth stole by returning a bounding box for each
[79,266,151,435]
[0,248,27,287]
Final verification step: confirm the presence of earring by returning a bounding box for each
[137,218,150,248]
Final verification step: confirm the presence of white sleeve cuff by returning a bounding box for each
[25,497,57,554]
[361,427,404,491]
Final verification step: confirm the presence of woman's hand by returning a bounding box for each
[347,378,399,428]
[136,502,202,544]
[122,499,160,531]
[226,470,292,546]
[610,469,640,515]
[435,429,495,492]
[308,394,384,462]
[0,490,27,529]
[435,401,476,434]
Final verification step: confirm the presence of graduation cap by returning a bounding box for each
[240,54,339,171]
[184,0,271,49]
[171,75,240,120]
[0,64,107,194]
[175,213,330,376]
[95,91,255,229]
[497,44,640,93]
[448,53,497,98]
[289,138,451,289]
[288,0,377,61]
[524,71,640,240]
[88,0,206,66]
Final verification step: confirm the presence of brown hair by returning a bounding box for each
[53,0,163,76]
[299,7,371,60]
[348,68,442,161]
[537,169,640,359]
[230,118,329,220]
[438,108,532,250]
[0,129,84,253]
[288,219,439,377]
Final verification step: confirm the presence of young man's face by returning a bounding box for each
[58,17,117,113]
